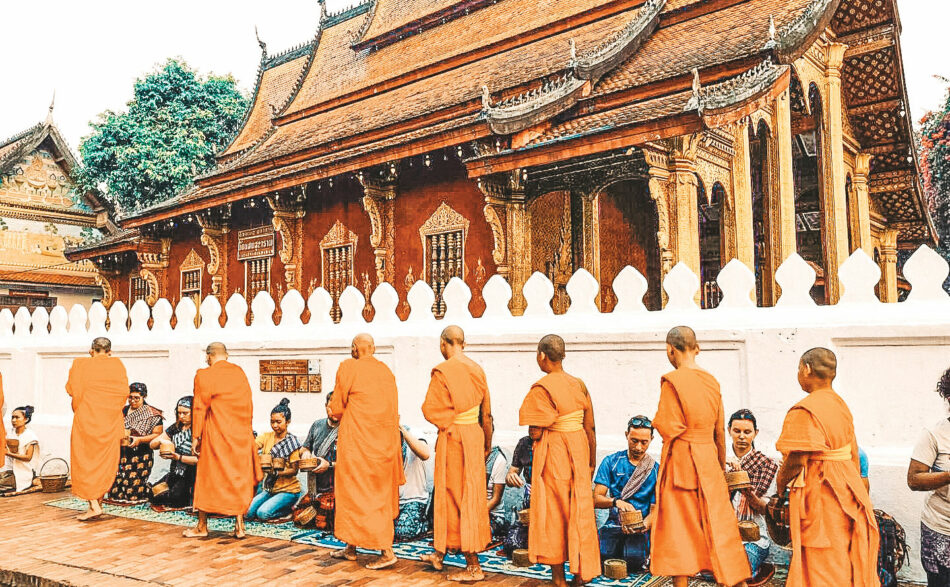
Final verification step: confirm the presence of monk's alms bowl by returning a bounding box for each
[152,481,170,497]
[259,454,274,470]
[726,469,752,491]
[604,559,629,580]
[517,509,531,526]
[765,493,792,548]
[512,549,531,567]
[739,520,761,542]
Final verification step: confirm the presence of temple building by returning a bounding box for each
[67,0,933,315]
[0,107,114,311]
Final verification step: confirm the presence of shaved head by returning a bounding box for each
[666,326,697,352]
[538,334,566,363]
[205,342,227,356]
[91,337,112,353]
[352,333,375,358]
[441,325,465,346]
[801,347,837,381]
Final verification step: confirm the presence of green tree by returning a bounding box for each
[78,58,248,213]
[920,81,950,289]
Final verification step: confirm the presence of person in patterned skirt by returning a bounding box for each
[108,382,163,504]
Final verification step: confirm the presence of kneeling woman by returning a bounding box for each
[109,382,164,504]
[148,396,197,508]
[1,406,40,493]
[727,409,779,583]
[248,398,304,521]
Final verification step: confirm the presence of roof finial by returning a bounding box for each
[46,90,56,124]
[255,25,267,55]
[318,0,327,21]
[481,85,492,111]
[764,15,778,50]
[690,68,703,114]
[569,39,577,64]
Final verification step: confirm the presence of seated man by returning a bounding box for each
[593,415,660,574]
[503,426,541,556]
[486,445,509,542]
[395,424,431,542]
[295,392,338,530]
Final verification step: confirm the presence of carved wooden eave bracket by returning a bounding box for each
[358,168,398,284]
[267,189,307,292]
[135,238,171,305]
[481,0,664,136]
[93,271,115,308]
[684,59,791,128]
[765,0,839,64]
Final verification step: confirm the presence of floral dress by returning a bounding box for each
[108,403,163,504]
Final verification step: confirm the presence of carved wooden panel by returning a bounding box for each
[843,47,898,107]
[832,0,892,35]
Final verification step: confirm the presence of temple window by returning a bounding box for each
[130,276,148,303]
[245,258,271,301]
[320,221,358,322]
[179,249,205,303]
[419,203,469,318]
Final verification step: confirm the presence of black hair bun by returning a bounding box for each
[279,397,290,406]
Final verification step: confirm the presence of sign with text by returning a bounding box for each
[237,226,275,261]
[259,359,322,393]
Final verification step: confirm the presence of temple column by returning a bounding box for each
[479,170,531,315]
[644,148,675,289]
[729,120,755,270]
[570,190,601,283]
[197,212,231,302]
[268,188,307,293]
[359,171,397,285]
[670,135,701,277]
[880,227,899,303]
[820,42,851,303]
[851,153,874,256]
[771,89,798,270]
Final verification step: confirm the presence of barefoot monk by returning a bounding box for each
[650,326,750,587]
[328,333,403,570]
[775,348,879,586]
[66,337,130,521]
[185,342,261,539]
[519,334,600,587]
[420,325,493,582]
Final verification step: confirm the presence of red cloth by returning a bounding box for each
[66,355,130,501]
[650,368,751,586]
[329,356,403,549]
[192,360,262,516]
[421,355,492,554]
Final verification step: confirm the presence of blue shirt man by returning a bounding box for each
[593,415,660,574]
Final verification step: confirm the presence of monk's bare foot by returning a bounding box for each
[182,527,208,538]
[366,555,398,570]
[331,546,357,561]
[77,510,102,522]
[446,567,484,582]
[419,553,444,571]
[233,516,246,539]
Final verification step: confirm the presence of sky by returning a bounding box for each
[1,0,947,153]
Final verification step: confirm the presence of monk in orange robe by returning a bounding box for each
[185,342,261,539]
[419,325,493,582]
[651,326,750,587]
[519,334,599,587]
[65,337,130,521]
[775,348,879,586]
[0,371,6,462]
[328,333,403,570]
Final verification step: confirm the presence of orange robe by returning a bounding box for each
[518,372,600,582]
[65,355,130,501]
[421,355,492,554]
[651,368,751,586]
[0,372,6,461]
[776,388,879,587]
[329,356,403,549]
[192,360,262,516]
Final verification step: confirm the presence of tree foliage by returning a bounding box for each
[920,84,950,272]
[78,59,248,213]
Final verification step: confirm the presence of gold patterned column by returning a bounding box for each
[771,89,798,269]
[268,191,307,292]
[359,172,397,285]
[820,42,851,303]
[570,190,601,283]
[670,135,701,277]
[479,170,531,315]
[644,147,674,288]
[729,121,755,270]
[852,153,873,256]
[197,215,230,301]
[880,227,899,303]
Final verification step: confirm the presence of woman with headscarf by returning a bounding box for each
[0,406,40,493]
[247,398,304,521]
[107,382,163,504]
[148,396,197,509]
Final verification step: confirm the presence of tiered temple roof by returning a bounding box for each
[117,0,930,247]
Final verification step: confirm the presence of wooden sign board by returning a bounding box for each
[237,226,275,261]
[259,359,321,393]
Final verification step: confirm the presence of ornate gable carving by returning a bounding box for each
[180,248,206,271]
[320,220,358,249]
[419,202,470,240]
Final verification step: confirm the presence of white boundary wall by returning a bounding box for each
[2,248,949,581]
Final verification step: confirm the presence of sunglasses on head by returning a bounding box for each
[628,416,653,429]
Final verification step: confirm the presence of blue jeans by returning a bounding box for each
[745,542,769,575]
[598,525,650,573]
[246,488,302,521]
